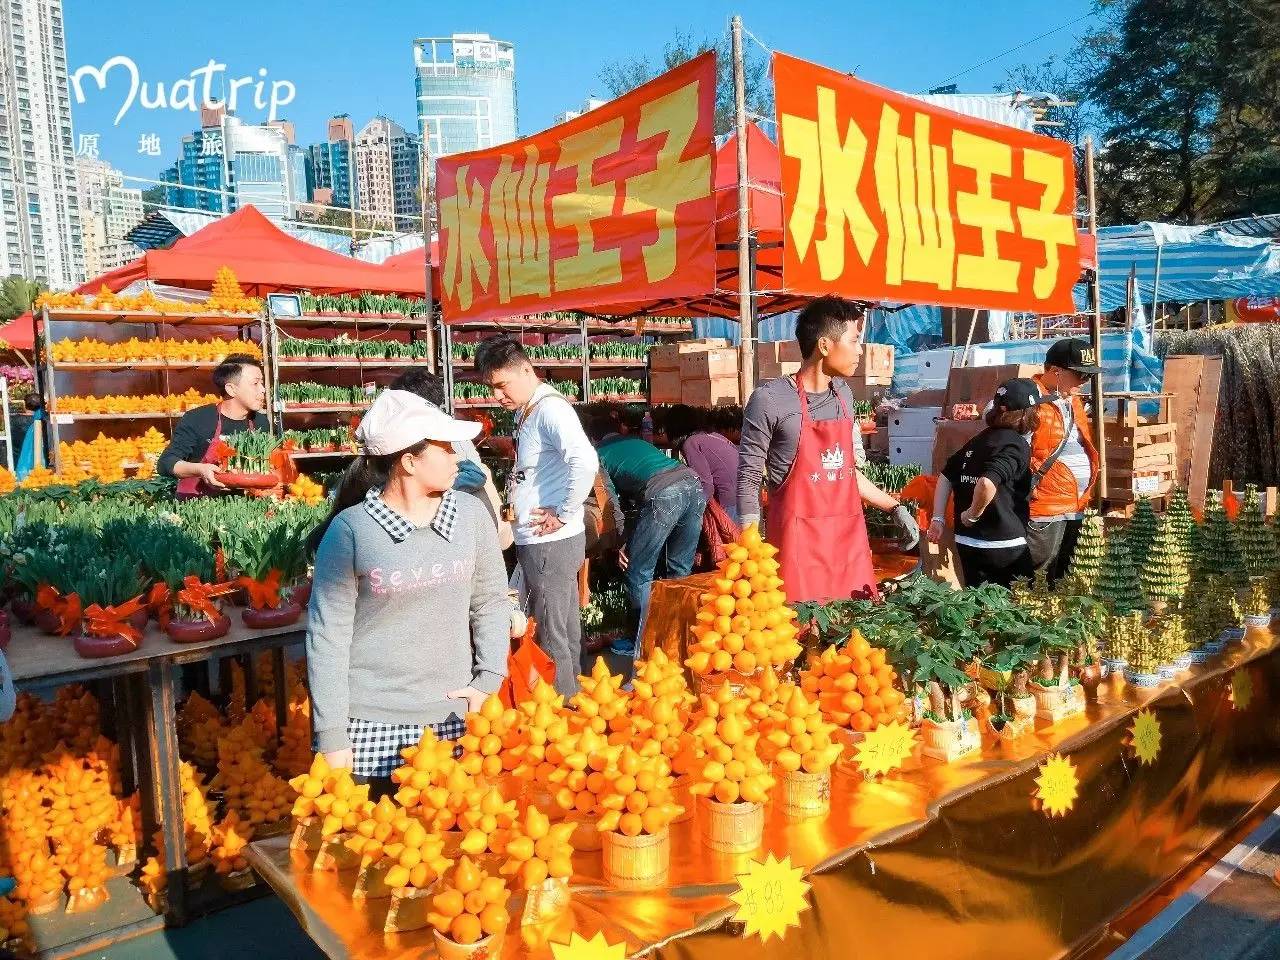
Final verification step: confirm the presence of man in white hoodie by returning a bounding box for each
[475,336,599,695]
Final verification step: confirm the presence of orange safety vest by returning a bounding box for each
[1029,373,1099,519]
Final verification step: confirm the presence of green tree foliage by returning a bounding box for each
[1238,485,1279,578]
[1003,0,1280,224]
[1099,533,1145,615]
[0,276,43,321]
[1126,497,1159,561]
[597,28,774,136]
[1142,515,1190,606]
[1065,510,1106,596]
[1197,493,1245,584]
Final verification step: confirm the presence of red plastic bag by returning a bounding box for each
[696,497,741,571]
[499,618,555,707]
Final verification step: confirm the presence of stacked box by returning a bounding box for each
[1103,395,1177,504]
[888,406,941,467]
[757,341,803,381]
[649,339,733,406]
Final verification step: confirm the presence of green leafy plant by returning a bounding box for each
[219,431,283,473]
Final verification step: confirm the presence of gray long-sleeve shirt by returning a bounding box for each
[306,491,509,753]
[737,375,866,525]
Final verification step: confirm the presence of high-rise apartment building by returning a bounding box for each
[554,97,609,126]
[162,107,309,220]
[74,155,142,278]
[353,116,420,231]
[413,34,517,159]
[306,115,357,211]
[0,0,83,286]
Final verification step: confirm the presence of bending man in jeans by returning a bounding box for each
[586,416,708,659]
[476,336,599,695]
[1027,338,1100,583]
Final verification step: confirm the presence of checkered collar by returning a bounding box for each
[363,487,459,543]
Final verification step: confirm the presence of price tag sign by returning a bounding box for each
[1133,475,1162,494]
[730,853,811,943]
[854,720,916,778]
[54,413,75,425]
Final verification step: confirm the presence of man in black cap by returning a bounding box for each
[1027,338,1101,583]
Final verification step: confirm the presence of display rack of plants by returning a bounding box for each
[212,432,284,489]
[277,381,376,411]
[590,377,644,401]
[298,292,426,322]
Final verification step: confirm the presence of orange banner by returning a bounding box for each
[774,52,1080,314]
[436,52,718,323]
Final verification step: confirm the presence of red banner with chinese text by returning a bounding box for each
[774,52,1080,314]
[436,53,718,323]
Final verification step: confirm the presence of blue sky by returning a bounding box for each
[65,0,1095,186]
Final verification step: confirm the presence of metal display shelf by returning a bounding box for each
[275,359,425,369]
[37,306,268,473]
[279,404,370,415]
[278,313,428,331]
[289,449,357,459]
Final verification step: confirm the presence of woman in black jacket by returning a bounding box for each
[927,378,1044,588]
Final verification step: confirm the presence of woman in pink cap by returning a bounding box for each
[305,389,509,784]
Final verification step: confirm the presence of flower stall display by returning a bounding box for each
[278,335,431,363]
[147,524,235,643]
[1196,493,1244,586]
[1237,486,1278,626]
[54,389,217,416]
[755,681,842,816]
[35,271,264,317]
[50,336,261,366]
[277,381,378,409]
[685,525,802,683]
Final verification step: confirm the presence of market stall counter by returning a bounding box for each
[8,618,306,939]
[247,629,1280,960]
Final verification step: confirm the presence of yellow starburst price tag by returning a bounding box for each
[550,931,628,960]
[1129,709,1161,766]
[1034,752,1078,817]
[730,853,811,943]
[1230,669,1253,711]
[853,720,916,778]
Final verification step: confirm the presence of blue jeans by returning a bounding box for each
[614,474,707,656]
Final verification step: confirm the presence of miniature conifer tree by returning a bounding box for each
[1126,497,1160,565]
[1098,533,1145,615]
[1066,511,1106,596]
[1196,492,1244,585]
[1237,485,1278,580]
[1150,613,1189,667]
[1167,487,1196,559]
[1141,515,1189,608]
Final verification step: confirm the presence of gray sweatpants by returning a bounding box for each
[517,532,586,696]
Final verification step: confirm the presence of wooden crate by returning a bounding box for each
[1102,393,1176,504]
[942,363,1043,412]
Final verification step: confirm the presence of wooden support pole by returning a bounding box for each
[1084,137,1108,505]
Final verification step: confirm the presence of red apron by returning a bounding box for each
[770,381,877,604]
[175,405,251,500]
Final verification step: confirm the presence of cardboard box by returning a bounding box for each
[890,437,935,467]
[931,419,986,474]
[681,376,739,408]
[842,377,892,404]
[759,359,801,381]
[649,338,730,371]
[942,363,1043,412]
[856,343,894,379]
[649,369,682,404]
[888,407,943,440]
[902,389,947,408]
[916,348,961,383]
[680,348,738,380]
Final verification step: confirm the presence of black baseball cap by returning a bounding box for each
[992,377,1044,412]
[1045,338,1102,375]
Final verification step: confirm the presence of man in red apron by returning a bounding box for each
[738,297,919,604]
[157,354,269,498]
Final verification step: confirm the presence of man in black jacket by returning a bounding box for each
[157,354,269,494]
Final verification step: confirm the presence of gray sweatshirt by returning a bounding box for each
[306,490,509,753]
[737,375,867,525]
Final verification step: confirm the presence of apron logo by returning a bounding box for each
[820,443,845,481]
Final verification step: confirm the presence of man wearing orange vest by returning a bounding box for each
[1027,338,1101,584]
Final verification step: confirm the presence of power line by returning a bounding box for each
[931,11,1095,89]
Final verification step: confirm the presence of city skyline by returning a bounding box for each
[61,1,1093,181]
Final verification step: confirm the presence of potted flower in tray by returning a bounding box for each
[211,432,284,490]
[61,550,150,659]
[1027,628,1086,724]
[147,528,236,643]
[908,638,983,762]
[222,512,312,628]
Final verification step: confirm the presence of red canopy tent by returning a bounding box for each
[74,206,429,298]
[375,242,440,301]
[0,206,431,351]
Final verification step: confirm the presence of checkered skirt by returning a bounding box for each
[347,716,466,778]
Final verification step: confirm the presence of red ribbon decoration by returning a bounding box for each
[176,577,238,622]
[35,585,83,636]
[146,582,173,629]
[81,595,147,649]
[238,569,283,610]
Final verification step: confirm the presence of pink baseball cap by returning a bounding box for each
[355,389,480,456]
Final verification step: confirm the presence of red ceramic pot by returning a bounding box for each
[10,598,36,626]
[165,614,231,644]
[215,471,279,490]
[129,609,149,633]
[242,600,303,629]
[35,609,61,635]
[284,580,312,608]
[0,610,10,650]
[73,632,140,659]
